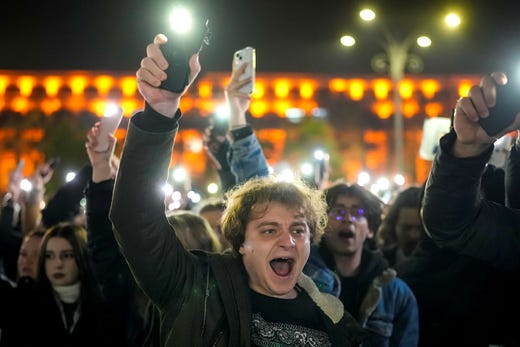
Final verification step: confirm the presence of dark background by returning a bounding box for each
[1,0,519,75]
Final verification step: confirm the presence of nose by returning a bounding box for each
[338,211,355,223]
[53,257,64,268]
[278,230,296,248]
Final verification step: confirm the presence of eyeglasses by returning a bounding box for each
[328,207,365,221]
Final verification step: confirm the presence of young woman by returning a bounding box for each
[13,223,127,346]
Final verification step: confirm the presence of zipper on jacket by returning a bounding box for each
[201,262,210,336]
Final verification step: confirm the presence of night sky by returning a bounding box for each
[1,0,519,76]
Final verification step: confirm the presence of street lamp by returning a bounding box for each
[340,9,461,175]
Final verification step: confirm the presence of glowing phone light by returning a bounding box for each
[169,6,193,34]
[104,103,121,118]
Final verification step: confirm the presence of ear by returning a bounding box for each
[239,244,245,255]
[366,229,375,239]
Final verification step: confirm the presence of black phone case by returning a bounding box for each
[479,83,519,137]
[160,40,191,93]
[160,19,211,94]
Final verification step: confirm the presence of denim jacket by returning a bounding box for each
[304,246,419,347]
[229,131,269,185]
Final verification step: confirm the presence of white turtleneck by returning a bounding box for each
[53,282,80,304]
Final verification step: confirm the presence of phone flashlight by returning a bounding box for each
[93,103,124,152]
[160,6,211,93]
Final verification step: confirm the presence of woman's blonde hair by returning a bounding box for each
[166,210,222,252]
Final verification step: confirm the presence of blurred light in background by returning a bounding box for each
[65,172,76,182]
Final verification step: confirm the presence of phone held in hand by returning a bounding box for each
[94,104,123,152]
[15,159,25,175]
[48,157,60,170]
[160,14,211,93]
[210,114,228,138]
[233,46,256,94]
[479,75,520,137]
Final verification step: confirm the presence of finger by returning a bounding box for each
[107,134,117,153]
[188,53,201,83]
[231,62,247,78]
[140,56,167,81]
[468,85,489,118]
[458,97,480,122]
[491,71,508,86]
[146,42,169,71]
[226,78,252,96]
[136,68,162,87]
[154,33,168,45]
[480,75,498,108]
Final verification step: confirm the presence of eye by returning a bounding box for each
[261,228,275,235]
[291,229,306,235]
[45,252,53,259]
[63,252,75,259]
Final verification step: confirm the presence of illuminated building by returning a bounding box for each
[0,70,479,193]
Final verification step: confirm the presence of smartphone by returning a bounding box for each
[233,46,256,94]
[48,157,60,170]
[210,114,228,137]
[40,157,60,177]
[479,80,520,137]
[161,19,211,93]
[94,106,123,152]
[15,159,25,175]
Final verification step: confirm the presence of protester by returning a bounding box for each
[0,162,53,283]
[421,71,520,345]
[195,198,229,249]
[303,182,419,346]
[85,123,146,346]
[202,58,269,194]
[200,57,270,250]
[110,33,365,346]
[1,223,127,346]
[377,186,425,267]
[16,229,45,280]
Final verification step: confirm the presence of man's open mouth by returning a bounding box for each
[338,230,354,239]
[270,258,294,277]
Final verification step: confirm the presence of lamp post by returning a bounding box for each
[340,9,460,175]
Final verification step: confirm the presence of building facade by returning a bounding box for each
[0,70,479,196]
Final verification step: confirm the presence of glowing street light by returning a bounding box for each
[445,13,461,28]
[340,8,461,175]
[416,36,432,48]
[340,35,356,47]
[359,9,376,22]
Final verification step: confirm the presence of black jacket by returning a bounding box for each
[419,130,520,345]
[110,106,365,346]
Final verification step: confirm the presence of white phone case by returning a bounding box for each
[233,46,256,94]
[94,108,123,152]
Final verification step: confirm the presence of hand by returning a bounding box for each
[225,62,252,128]
[452,72,520,157]
[86,124,118,182]
[7,166,23,203]
[136,33,201,118]
[37,161,54,185]
[203,125,230,170]
[30,161,54,193]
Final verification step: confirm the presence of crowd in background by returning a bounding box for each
[1,33,519,347]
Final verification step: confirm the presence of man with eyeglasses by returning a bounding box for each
[303,182,419,346]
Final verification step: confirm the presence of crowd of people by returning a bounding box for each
[1,32,520,347]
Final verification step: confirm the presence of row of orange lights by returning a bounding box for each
[0,72,479,119]
[0,73,476,101]
[0,94,445,119]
